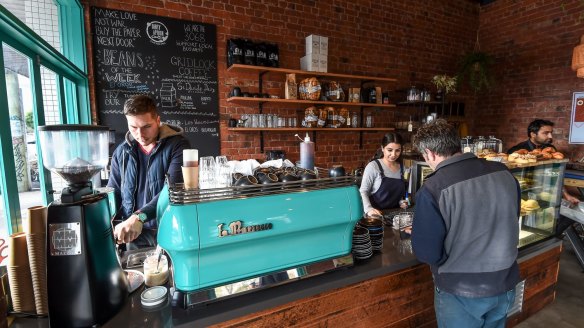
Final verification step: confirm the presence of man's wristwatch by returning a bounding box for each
[134,212,147,224]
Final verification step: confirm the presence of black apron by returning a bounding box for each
[369,160,406,210]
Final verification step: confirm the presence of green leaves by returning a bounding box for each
[457,51,495,93]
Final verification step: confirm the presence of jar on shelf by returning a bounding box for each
[351,112,359,128]
[486,136,503,153]
[407,86,418,102]
[365,113,374,128]
[461,136,474,153]
[473,136,487,155]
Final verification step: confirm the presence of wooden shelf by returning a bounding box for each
[226,97,396,108]
[226,64,397,83]
[227,127,395,132]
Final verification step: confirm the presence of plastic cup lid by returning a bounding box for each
[141,286,168,307]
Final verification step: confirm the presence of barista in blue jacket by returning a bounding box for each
[412,119,521,328]
[108,95,190,249]
[359,133,408,217]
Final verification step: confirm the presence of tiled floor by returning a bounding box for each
[516,238,584,328]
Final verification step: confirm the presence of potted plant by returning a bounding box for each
[457,51,495,93]
[431,74,457,100]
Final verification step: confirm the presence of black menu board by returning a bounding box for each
[92,7,219,156]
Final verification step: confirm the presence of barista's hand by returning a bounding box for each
[114,215,143,244]
[367,208,383,217]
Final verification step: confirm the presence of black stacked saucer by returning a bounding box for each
[352,226,373,260]
[358,217,384,251]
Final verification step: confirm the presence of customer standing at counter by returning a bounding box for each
[108,94,190,249]
[359,133,408,217]
[411,119,521,328]
[507,119,579,205]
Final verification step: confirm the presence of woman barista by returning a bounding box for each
[359,133,408,217]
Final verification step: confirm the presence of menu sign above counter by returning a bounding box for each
[92,7,219,156]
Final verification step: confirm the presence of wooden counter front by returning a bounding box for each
[210,240,561,328]
[213,264,436,328]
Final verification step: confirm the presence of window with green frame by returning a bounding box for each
[0,0,89,241]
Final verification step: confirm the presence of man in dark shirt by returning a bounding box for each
[507,119,579,205]
[108,95,189,249]
[507,119,555,154]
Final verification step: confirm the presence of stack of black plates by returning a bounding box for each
[358,217,384,251]
[352,226,373,260]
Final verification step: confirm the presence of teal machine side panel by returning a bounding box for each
[158,200,200,290]
[195,185,362,290]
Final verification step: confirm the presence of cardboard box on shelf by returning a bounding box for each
[319,36,328,56]
[305,35,320,55]
[300,54,319,72]
[375,87,382,104]
[318,54,328,73]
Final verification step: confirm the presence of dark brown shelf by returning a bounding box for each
[226,64,397,83]
[226,97,396,108]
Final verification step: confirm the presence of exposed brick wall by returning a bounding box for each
[477,0,584,161]
[82,0,480,171]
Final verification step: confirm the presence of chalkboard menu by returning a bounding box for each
[92,7,219,156]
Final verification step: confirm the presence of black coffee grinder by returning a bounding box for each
[38,125,128,327]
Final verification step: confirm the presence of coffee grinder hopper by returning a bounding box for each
[38,124,110,202]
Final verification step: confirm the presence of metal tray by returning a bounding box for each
[169,176,359,204]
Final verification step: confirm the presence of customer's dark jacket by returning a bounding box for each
[107,124,189,229]
[412,153,521,298]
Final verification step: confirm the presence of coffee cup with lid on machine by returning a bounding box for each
[38,124,128,328]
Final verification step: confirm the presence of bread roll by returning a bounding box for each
[516,149,529,155]
[552,152,564,159]
[542,147,555,153]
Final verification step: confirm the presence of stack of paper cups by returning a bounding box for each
[25,206,48,315]
[8,232,35,313]
[182,149,199,189]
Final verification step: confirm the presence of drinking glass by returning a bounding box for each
[258,114,267,128]
[272,115,279,128]
[199,156,216,189]
[267,114,274,128]
[251,114,259,128]
[215,155,231,188]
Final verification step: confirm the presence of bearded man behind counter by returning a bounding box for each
[108,94,190,249]
[412,119,521,328]
[507,119,555,154]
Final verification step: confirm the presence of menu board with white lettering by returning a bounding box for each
[92,7,219,156]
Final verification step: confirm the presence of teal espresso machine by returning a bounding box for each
[157,175,363,307]
[38,125,127,327]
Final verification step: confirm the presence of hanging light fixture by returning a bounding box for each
[572,35,584,78]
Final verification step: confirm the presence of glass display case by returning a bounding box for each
[410,159,569,249]
[511,159,568,248]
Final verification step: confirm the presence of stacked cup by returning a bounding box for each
[26,206,48,315]
[182,149,199,189]
[8,232,35,313]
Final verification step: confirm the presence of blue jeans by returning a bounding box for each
[434,287,516,328]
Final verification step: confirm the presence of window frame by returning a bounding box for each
[0,1,89,234]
